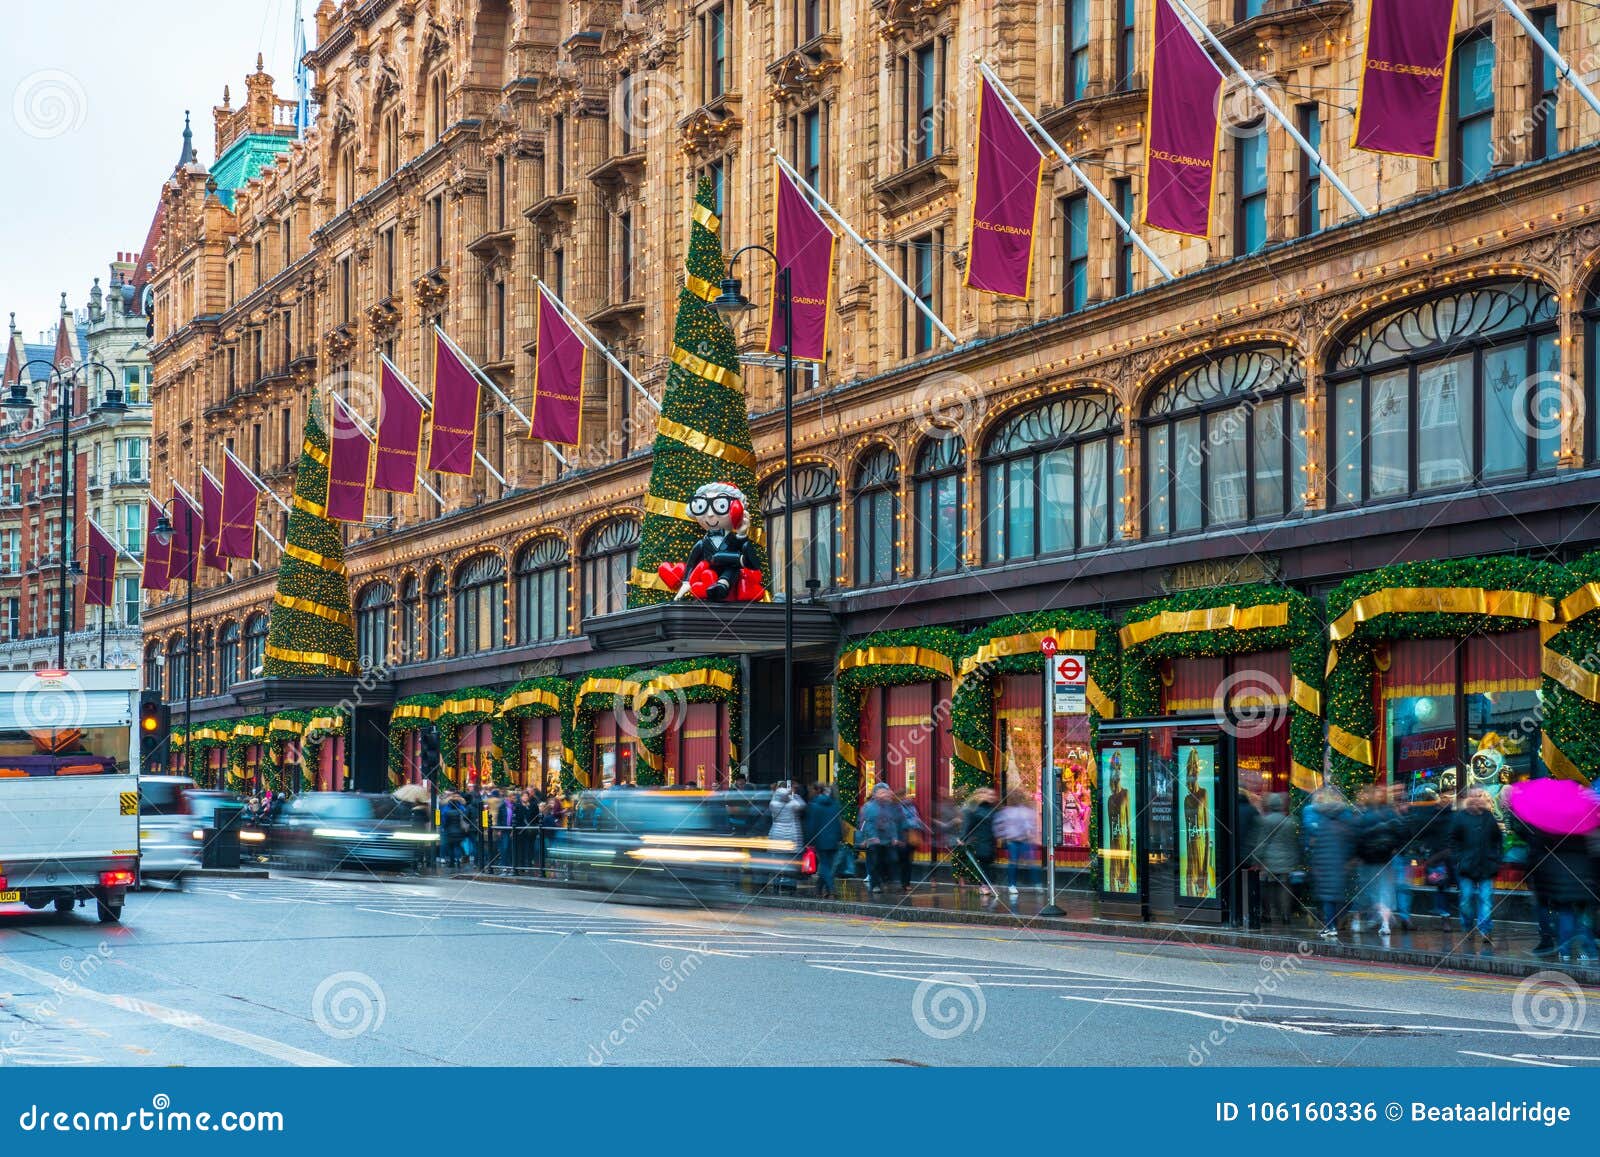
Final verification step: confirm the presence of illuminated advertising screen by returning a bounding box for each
[1099,744,1137,894]
[1177,739,1218,902]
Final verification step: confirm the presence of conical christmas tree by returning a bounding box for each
[628,179,766,607]
[263,400,358,676]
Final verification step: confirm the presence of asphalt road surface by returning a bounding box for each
[1,875,1596,1067]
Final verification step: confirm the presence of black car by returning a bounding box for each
[271,792,436,871]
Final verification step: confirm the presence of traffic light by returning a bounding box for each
[418,723,442,784]
[138,691,169,773]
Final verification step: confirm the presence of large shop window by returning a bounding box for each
[425,568,448,658]
[1162,650,1292,797]
[399,575,420,660]
[355,582,393,669]
[520,715,562,792]
[763,466,839,596]
[456,722,495,789]
[515,537,569,644]
[453,554,506,655]
[243,614,268,677]
[912,433,964,577]
[852,448,899,587]
[982,393,1124,564]
[992,674,1093,859]
[1381,631,1543,805]
[1143,348,1305,536]
[580,519,639,621]
[1329,281,1560,505]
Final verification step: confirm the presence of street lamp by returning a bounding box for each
[710,246,795,785]
[1,355,125,670]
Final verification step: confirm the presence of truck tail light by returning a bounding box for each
[0,875,7,890]
[99,870,135,888]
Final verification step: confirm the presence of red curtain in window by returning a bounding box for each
[1465,628,1540,693]
[1381,638,1457,700]
[1164,658,1225,713]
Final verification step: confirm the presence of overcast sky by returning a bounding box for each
[0,1,306,342]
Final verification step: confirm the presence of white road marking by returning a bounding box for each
[1460,1050,1568,1066]
[0,955,344,1067]
[1059,995,1334,1035]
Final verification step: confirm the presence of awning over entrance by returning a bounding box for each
[583,601,839,656]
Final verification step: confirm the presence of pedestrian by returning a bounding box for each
[1526,822,1599,963]
[1304,786,1355,939]
[959,787,999,898]
[1447,787,1504,947]
[1246,793,1300,925]
[857,782,904,895]
[897,789,926,891]
[438,792,464,869]
[804,783,842,898]
[1351,784,1404,937]
[768,781,806,850]
[993,789,1040,900]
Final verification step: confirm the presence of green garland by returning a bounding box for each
[1324,557,1571,796]
[387,693,445,787]
[437,687,503,787]
[1119,584,1324,807]
[264,710,312,794]
[300,707,350,789]
[181,723,234,790]
[630,657,742,787]
[1541,551,1600,783]
[496,677,574,791]
[833,627,965,826]
[567,664,640,797]
[224,715,268,792]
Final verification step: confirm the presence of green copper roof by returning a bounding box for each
[209,132,293,209]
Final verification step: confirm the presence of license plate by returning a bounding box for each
[0,891,19,903]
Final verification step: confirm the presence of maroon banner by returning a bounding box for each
[218,454,259,561]
[140,498,169,592]
[964,76,1044,299]
[427,331,481,476]
[84,521,115,609]
[200,472,226,572]
[1144,0,1224,238]
[1353,0,1457,158]
[167,489,201,586]
[531,290,586,446]
[374,360,424,493]
[767,168,836,361]
[327,396,373,523]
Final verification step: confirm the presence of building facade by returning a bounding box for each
[143,2,1600,825]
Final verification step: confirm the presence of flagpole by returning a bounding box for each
[1500,0,1600,121]
[975,59,1175,283]
[771,151,960,346]
[433,325,532,426]
[333,388,445,505]
[533,279,659,413]
[222,446,292,515]
[87,516,140,566]
[381,353,511,488]
[203,462,284,556]
[1166,0,1369,218]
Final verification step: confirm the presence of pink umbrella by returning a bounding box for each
[1505,777,1600,837]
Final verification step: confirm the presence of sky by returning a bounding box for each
[0,0,306,343]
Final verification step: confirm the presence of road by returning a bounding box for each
[0,874,1596,1067]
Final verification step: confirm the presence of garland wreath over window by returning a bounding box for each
[388,693,444,787]
[495,677,574,790]
[629,657,742,787]
[1537,551,1600,784]
[225,716,268,792]
[436,687,502,787]
[1119,585,1325,799]
[1324,557,1570,797]
[834,627,966,826]
[567,664,643,797]
[300,707,350,789]
[265,711,311,794]
[179,722,234,790]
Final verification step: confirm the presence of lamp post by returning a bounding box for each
[148,501,195,782]
[3,357,125,670]
[710,247,794,784]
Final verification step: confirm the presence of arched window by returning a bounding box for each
[168,634,188,702]
[912,433,964,576]
[1583,278,1600,462]
[377,107,401,180]
[356,582,394,669]
[515,537,569,643]
[399,575,420,661]
[243,614,268,677]
[454,555,506,654]
[983,393,1124,563]
[1329,280,1560,504]
[853,448,899,587]
[425,568,448,657]
[1143,349,1304,535]
[218,623,240,693]
[144,641,161,694]
[581,519,640,620]
[763,466,839,597]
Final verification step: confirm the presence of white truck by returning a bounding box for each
[0,669,140,923]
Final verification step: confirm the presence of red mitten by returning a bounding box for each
[734,569,766,601]
[658,562,686,590]
[687,560,717,599]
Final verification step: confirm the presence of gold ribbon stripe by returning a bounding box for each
[304,440,330,468]
[500,688,561,716]
[284,542,347,575]
[1328,724,1374,767]
[273,592,354,630]
[1086,678,1115,720]
[1543,649,1600,704]
[1119,603,1290,649]
[268,718,306,735]
[671,345,743,391]
[839,645,956,682]
[264,643,357,676]
[655,415,757,471]
[1291,761,1321,792]
[578,677,643,705]
[1542,735,1590,784]
[684,273,719,303]
[293,493,330,519]
[1329,587,1557,644]
[1561,582,1600,623]
[692,204,721,234]
[630,566,675,593]
[1290,676,1321,717]
[392,702,443,722]
[441,697,497,717]
[957,630,1097,684]
[836,738,859,769]
[952,737,992,775]
[642,668,736,698]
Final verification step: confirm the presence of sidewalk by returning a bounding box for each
[451,865,1600,985]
